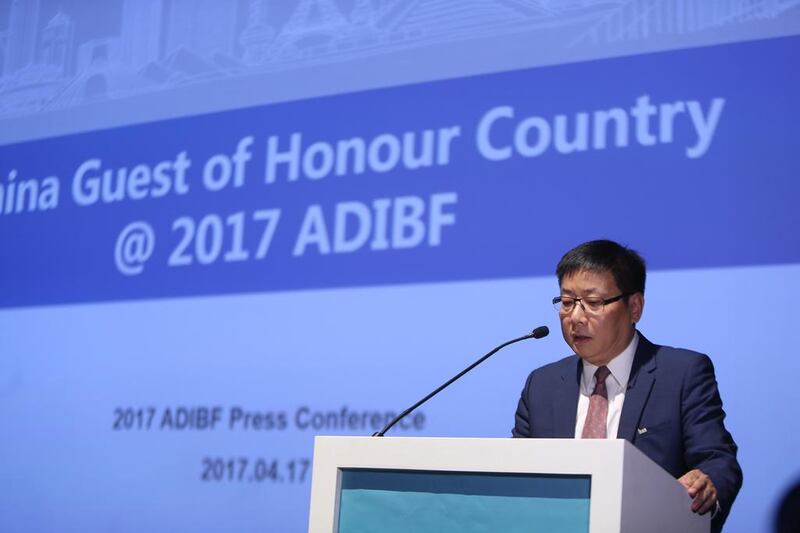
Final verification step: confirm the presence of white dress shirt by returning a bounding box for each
[574,332,639,439]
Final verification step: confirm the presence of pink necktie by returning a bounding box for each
[582,366,611,439]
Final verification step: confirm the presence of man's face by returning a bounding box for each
[559,269,643,366]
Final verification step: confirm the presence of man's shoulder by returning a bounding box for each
[642,336,712,367]
[531,353,579,379]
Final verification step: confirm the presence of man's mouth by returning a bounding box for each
[572,334,592,343]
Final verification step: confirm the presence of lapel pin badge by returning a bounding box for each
[637,427,648,435]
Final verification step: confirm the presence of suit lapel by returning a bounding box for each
[554,357,581,438]
[617,333,658,441]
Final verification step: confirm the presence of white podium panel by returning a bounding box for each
[308,437,709,533]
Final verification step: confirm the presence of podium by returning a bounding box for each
[307,437,709,533]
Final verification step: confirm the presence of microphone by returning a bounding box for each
[373,326,549,436]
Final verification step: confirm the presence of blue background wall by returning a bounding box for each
[1,1,799,531]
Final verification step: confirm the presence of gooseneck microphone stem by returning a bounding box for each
[373,326,549,437]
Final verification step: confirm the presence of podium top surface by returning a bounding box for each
[313,436,642,476]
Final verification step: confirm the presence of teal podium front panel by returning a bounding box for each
[337,469,591,533]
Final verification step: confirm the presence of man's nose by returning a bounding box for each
[568,302,588,323]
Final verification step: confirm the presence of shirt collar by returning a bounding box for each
[581,331,639,390]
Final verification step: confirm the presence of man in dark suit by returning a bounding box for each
[513,240,742,532]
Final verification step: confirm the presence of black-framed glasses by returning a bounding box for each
[552,293,632,314]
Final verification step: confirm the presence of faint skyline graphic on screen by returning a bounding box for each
[0,0,798,118]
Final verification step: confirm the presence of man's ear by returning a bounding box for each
[629,292,644,324]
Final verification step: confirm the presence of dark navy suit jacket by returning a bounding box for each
[512,333,742,532]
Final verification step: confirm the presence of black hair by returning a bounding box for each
[556,239,646,295]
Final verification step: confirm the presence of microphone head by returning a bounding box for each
[531,326,549,339]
